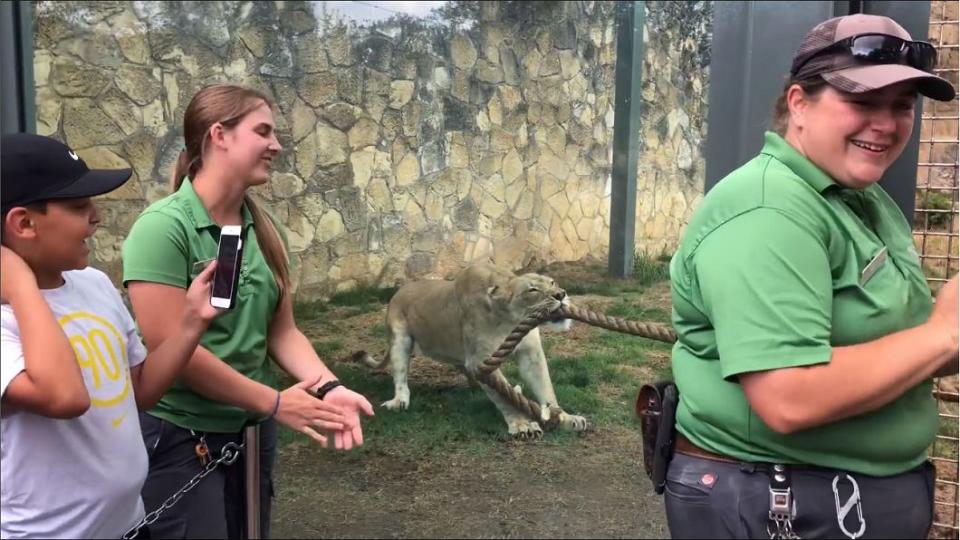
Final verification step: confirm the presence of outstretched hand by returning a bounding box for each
[321,385,375,450]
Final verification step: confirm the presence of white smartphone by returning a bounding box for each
[210,225,244,309]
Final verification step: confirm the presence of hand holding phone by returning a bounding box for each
[210,226,243,309]
[184,260,224,329]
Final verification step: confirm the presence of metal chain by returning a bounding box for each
[120,441,244,539]
[767,518,802,540]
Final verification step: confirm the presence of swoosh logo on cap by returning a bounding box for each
[68,151,79,160]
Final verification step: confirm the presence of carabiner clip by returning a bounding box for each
[832,473,866,539]
[220,442,242,466]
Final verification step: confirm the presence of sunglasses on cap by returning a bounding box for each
[791,33,938,77]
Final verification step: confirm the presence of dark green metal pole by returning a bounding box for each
[608,1,644,278]
[0,0,35,134]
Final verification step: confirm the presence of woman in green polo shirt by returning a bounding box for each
[121,84,374,539]
[662,14,958,539]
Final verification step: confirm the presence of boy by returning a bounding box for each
[0,133,222,539]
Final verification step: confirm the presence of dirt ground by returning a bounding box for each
[272,426,667,539]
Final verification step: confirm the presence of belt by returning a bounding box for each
[674,433,830,472]
[674,432,741,465]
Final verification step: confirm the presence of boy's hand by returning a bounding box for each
[182,261,223,331]
[0,245,39,305]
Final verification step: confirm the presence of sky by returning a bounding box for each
[311,1,449,26]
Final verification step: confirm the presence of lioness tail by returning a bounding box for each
[352,350,390,369]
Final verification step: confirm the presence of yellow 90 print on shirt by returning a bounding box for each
[59,311,131,427]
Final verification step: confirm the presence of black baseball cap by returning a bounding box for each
[1,133,133,213]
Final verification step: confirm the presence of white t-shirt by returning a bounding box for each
[1,267,149,539]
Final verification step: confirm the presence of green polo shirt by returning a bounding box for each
[670,131,936,476]
[121,180,281,433]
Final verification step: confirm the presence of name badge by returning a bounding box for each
[859,246,888,286]
[191,258,216,280]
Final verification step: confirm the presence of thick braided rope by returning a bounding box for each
[559,305,677,344]
[477,305,677,376]
[474,305,677,430]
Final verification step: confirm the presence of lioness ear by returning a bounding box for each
[481,284,499,311]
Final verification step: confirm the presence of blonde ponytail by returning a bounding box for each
[244,194,290,297]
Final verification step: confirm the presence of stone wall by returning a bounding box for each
[33,0,712,298]
[636,1,710,257]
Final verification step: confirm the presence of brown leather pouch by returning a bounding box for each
[635,381,678,494]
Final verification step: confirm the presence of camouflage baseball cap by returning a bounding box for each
[790,14,955,101]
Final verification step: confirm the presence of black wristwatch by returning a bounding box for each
[315,380,343,400]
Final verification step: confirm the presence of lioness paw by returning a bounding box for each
[382,396,409,410]
[559,412,590,432]
[507,418,543,439]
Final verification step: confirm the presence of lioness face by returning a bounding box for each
[506,273,568,319]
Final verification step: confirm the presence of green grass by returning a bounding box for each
[293,283,397,323]
[310,339,344,358]
[292,299,330,321]
[605,300,670,323]
[634,249,672,286]
[564,279,644,296]
[328,283,398,306]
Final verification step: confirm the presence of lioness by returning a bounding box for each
[357,262,589,437]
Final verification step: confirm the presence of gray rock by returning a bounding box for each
[115,65,162,105]
[313,162,353,191]
[405,252,435,278]
[381,109,403,139]
[555,20,578,50]
[327,26,354,67]
[499,45,520,85]
[298,72,338,107]
[51,61,111,98]
[449,33,477,70]
[475,60,503,84]
[237,25,267,57]
[358,35,393,73]
[442,96,472,132]
[99,87,141,135]
[337,69,363,105]
[367,218,383,252]
[59,35,124,69]
[260,43,294,77]
[62,98,125,148]
[453,197,479,231]
[322,102,360,131]
[280,9,315,35]
[419,141,444,176]
[331,230,367,256]
[294,33,330,73]
[337,187,366,232]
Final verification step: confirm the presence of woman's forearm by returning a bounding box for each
[742,321,956,433]
[269,327,337,391]
[132,321,206,410]
[178,345,277,415]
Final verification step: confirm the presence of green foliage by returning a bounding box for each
[918,190,955,229]
[328,283,398,306]
[292,299,329,321]
[633,249,672,286]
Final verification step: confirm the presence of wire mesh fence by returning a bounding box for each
[916,2,959,537]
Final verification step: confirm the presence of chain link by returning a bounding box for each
[120,441,244,539]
